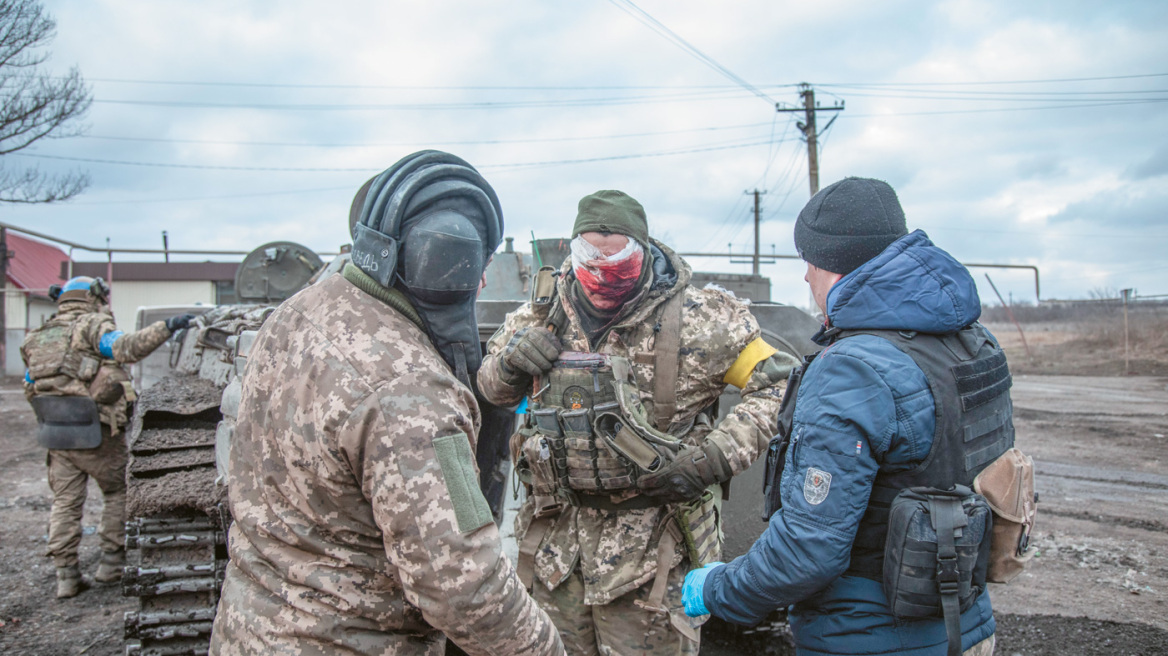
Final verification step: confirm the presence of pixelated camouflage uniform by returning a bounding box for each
[20,299,175,567]
[209,268,565,656]
[478,242,790,655]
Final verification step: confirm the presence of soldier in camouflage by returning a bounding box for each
[20,276,194,598]
[478,191,799,655]
[209,151,565,656]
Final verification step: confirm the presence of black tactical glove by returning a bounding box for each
[637,439,733,504]
[165,313,196,333]
[498,326,562,384]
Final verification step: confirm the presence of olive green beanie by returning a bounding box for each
[571,190,649,245]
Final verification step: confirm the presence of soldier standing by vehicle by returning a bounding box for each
[20,277,193,598]
[209,151,565,656]
[478,190,799,655]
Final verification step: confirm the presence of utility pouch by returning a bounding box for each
[88,362,129,405]
[974,447,1038,583]
[594,411,662,472]
[519,430,559,498]
[677,487,722,567]
[884,485,992,656]
[30,395,103,450]
[531,266,558,307]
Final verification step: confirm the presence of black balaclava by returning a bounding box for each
[351,151,503,388]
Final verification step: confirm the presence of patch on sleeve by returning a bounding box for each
[803,467,832,505]
[432,432,493,534]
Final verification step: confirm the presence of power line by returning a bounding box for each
[824,89,1168,103]
[604,0,777,106]
[19,136,788,173]
[67,186,355,206]
[848,98,1168,118]
[75,72,1166,91]
[84,77,798,91]
[79,121,775,149]
[90,87,754,111]
[817,73,1168,88]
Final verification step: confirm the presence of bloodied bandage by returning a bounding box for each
[570,236,645,302]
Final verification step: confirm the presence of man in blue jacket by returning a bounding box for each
[683,177,1002,656]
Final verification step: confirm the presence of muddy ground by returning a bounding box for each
[2,314,1166,655]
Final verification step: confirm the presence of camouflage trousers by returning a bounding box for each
[964,635,995,656]
[533,564,700,656]
[45,426,127,567]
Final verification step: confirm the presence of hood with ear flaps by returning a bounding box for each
[350,150,503,389]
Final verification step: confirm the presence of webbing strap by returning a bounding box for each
[653,292,685,432]
[646,529,676,611]
[929,496,967,656]
[516,513,555,589]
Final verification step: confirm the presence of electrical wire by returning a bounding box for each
[79,121,775,149]
[604,0,777,106]
[90,86,753,111]
[18,135,791,173]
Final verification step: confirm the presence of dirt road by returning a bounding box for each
[2,374,1167,655]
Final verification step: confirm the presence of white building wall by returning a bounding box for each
[3,290,29,376]
[109,281,216,331]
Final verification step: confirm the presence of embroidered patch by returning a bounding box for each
[803,467,832,505]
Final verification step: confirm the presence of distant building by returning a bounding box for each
[1,230,242,376]
[67,261,240,332]
[3,233,69,377]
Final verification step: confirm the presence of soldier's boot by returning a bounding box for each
[94,550,125,584]
[56,565,89,599]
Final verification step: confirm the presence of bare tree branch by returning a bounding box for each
[0,0,91,204]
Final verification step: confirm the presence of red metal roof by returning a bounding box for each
[5,232,68,295]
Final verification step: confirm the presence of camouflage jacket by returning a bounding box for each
[478,242,787,605]
[20,299,173,429]
[211,271,564,656]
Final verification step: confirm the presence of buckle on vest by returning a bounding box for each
[936,554,960,593]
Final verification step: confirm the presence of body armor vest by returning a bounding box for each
[23,317,100,387]
[841,323,1014,580]
[528,351,637,496]
[22,315,108,449]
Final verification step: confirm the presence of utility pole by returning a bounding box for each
[776,83,845,196]
[745,189,767,275]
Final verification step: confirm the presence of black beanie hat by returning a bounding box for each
[793,177,908,275]
[572,190,649,245]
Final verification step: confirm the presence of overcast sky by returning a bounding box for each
[5,0,1167,307]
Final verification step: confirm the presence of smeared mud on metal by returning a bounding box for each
[126,467,226,517]
[133,374,222,418]
[129,445,216,475]
[132,426,217,451]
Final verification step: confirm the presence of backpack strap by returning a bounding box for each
[929,494,969,656]
[652,291,685,432]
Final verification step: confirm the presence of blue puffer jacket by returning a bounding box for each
[703,230,996,655]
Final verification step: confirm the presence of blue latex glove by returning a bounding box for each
[682,562,724,617]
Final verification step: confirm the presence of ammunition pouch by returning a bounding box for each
[520,351,704,507]
[30,395,103,450]
[677,488,722,567]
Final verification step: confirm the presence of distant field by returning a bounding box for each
[983,301,1168,376]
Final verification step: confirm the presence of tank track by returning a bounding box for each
[123,511,228,656]
[122,360,238,654]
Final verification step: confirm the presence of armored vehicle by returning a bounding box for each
[119,238,819,655]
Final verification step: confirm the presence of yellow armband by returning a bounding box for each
[723,337,778,389]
